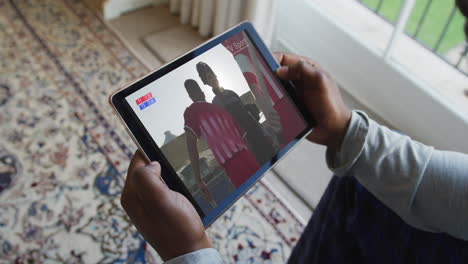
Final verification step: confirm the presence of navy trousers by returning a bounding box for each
[288,176,468,264]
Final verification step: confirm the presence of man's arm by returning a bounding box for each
[120,51,468,263]
[328,111,468,240]
[185,128,202,183]
[274,52,468,241]
[185,128,215,205]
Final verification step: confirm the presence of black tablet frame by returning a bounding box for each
[110,21,315,226]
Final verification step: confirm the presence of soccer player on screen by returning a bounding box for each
[183,79,260,205]
[243,71,306,145]
[195,62,277,165]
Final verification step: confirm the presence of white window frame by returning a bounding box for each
[271,0,468,153]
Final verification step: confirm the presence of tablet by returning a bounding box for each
[110,22,314,227]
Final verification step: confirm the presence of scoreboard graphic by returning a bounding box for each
[136,92,156,110]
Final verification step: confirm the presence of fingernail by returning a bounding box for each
[148,161,160,169]
[276,66,288,76]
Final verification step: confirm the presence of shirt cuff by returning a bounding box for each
[326,110,369,176]
[164,248,223,264]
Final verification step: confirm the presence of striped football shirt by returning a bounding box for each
[184,102,248,165]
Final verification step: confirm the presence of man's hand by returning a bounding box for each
[273,52,352,152]
[121,151,211,261]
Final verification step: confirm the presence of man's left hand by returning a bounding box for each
[121,151,211,261]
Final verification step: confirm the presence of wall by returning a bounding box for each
[104,0,169,19]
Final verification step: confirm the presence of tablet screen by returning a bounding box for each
[124,31,307,220]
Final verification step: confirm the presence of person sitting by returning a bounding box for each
[120,1,468,262]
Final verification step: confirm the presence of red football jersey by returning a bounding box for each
[184,102,248,165]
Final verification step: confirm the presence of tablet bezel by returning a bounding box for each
[110,21,315,227]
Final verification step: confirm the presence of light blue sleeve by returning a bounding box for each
[164,248,223,264]
[327,110,468,241]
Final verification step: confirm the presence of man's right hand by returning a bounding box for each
[273,52,352,152]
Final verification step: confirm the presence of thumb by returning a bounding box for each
[130,161,169,204]
[276,60,321,84]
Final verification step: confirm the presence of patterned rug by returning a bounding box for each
[0,0,304,263]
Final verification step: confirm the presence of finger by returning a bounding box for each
[272,52,283,63]
[273,52,300,66]
[130,161,170,207]
[122,153,156,220]
[128,150,148,175]
[276,60,321,82]
[120,182,160,247]
[274,52,318,67]
[121,179,143,222]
